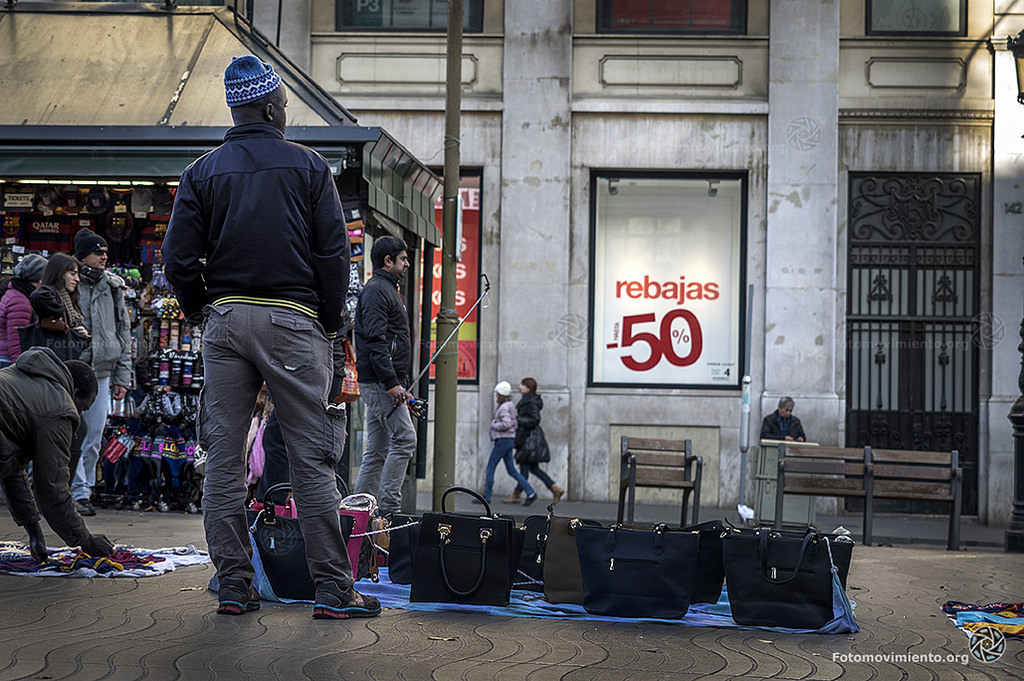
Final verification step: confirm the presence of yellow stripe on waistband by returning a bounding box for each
[211,297,318,319]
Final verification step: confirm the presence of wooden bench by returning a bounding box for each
[616,436,702,527]
[774,444,962,550]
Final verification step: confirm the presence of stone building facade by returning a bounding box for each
[256,0,1023,525]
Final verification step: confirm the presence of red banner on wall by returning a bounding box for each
[423,174,480,380]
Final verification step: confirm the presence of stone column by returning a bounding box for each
[991,37,1024,531]
[497,1,573,491]
[762,0,841,441]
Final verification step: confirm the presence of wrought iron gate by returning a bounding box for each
[847,173,980,514]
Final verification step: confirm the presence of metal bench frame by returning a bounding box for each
[616,436,702,527]
[774,443,962,550]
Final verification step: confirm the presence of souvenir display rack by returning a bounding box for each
[2,180,204,512]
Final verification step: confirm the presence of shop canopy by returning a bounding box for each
[0,2,440,246]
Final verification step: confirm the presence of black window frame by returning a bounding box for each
[335,0,484,33]
[587,169,748,391]
[865,0,966,37]
[596,0,747,36]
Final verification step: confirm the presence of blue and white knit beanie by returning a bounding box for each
[224,56,281,107]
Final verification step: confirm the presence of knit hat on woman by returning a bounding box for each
[13,253,47,282]
[494,381,512,397]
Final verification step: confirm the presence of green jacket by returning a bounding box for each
[0,348,91,546]
[78,267,132,387]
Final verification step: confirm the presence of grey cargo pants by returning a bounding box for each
[200,303,352,591]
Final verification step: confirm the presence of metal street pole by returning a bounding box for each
[432,0,463,511]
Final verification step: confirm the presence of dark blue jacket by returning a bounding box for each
[354,269,411,389]
[760,410,806,441]
[163,123,350,334]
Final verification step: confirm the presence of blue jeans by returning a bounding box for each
[483,438,533,502]
[515,462,556,493]
[72,375,110,501]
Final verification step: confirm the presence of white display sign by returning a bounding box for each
[591,176,744,387]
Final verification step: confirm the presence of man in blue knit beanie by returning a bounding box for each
[163,56,375,619]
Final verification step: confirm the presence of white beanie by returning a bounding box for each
[494,381,512,397]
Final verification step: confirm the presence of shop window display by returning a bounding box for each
[1,180,203,513]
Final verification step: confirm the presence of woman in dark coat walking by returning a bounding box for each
[503,377,564,506]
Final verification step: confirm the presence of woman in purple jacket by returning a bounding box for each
[481,381,535,504]
[0,254,47,367]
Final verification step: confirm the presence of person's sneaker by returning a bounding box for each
[75,499,96,517]
[216,577,260,615]
[522,493,538,507]
[313,583,381,620]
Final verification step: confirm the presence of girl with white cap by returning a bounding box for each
[481,380,535,504]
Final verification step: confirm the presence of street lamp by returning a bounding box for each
[1004,31,1024,553]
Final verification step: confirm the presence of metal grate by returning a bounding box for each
[847,173,980,514]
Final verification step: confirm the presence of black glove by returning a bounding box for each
[330,336,347,404]
[80,534,115,557]
[26,522,47,563]
[329,372,345,404]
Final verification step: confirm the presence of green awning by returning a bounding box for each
[0,4,441,246]
[0,143,351,179]
[365,132,442,246]
[0,145,213,178]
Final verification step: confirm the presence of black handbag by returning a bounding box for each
[17,323,88,361]
[514,426,550,464]
[386,513,421,585]
[410,487,525,606]
[515,514,548,591]
[542,511,600,605]
[248,485,354,600]
[575,523,700,619]
[723,528,854,629]
[681,519,730,604]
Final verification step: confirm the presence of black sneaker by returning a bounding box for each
[522,493,538,507]
[75,499,96,517]
[313,583,381,620]
[217,577,260,616]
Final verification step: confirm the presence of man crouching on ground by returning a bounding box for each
[0,348,115,561]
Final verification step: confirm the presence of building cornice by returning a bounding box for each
[840,109,994,123]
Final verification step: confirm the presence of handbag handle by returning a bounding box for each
[758,530,817,584]
[437,524,491,597]
[440,486,492,516]
[262,474,350,517]
[261,482,293,518]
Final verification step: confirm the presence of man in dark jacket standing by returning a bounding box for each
[0,348,114,561]
[71,228,132,517]
[353,236,416,518]
[162,56,378,619]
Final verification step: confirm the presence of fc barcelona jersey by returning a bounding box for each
[22,213,71,252]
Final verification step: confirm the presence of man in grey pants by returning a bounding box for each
[162,55,378,619]
[353,236,416,517]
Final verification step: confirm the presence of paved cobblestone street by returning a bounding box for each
[1,504,1022,680]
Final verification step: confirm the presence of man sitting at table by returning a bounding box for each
[760,396,806,442]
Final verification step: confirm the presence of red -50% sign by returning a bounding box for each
[606,309,704,371]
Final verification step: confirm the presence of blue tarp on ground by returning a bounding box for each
[225,543,858,634]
